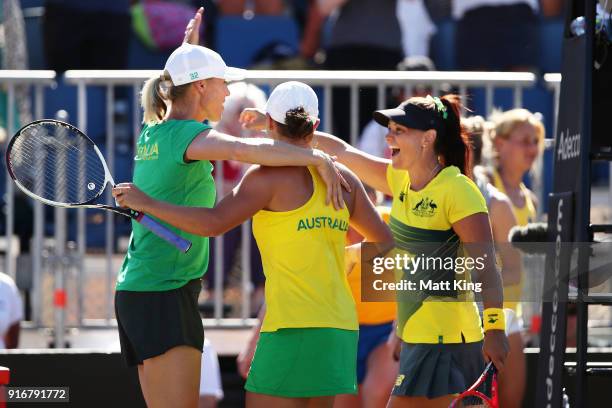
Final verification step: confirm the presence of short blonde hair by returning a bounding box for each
[489,108,545,152]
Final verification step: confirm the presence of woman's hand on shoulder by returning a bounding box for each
[313,150,351,210]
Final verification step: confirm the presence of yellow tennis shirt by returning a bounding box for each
[253,167,358,332]
[387,164,487,344]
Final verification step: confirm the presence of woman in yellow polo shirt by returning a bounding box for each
[113,81,393,407]
[312,95,509,407]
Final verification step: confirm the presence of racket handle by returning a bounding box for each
[136,213,192,253]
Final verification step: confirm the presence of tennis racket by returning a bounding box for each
[5,119,192,253]
[449,362,498,408]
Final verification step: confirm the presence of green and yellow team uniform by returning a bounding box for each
[387,164,486,344]
[387,164,488,398]
[245,167,358,397]
[117,120,215,292]
[114,120,214,366]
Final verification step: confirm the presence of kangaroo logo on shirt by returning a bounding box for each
[411,197,437,217]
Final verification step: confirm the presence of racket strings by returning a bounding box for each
[16,135,106,203]
[455,394,490,407]
[16,127,107,181]
[8,123,107,204]
[13,134,105,201]
[15,134,106,195]
[453,374,496,407]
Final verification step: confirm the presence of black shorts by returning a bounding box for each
[115,279,204,366]
[392,341,484,399]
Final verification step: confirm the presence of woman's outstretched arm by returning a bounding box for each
[314,131,391,196]
[240,109,391,195]
[113,166,274,237]
[185,129,348,210]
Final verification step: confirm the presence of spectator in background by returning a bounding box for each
[541,0,564,17]
[358,56,435,158]
[43,0,131,72]
[298,0,326,62]
[453,0,539,71]
[321,0,403,143]
[1,0,31,127]
[396,0,437,59]
[217,0,285,16]
[0,272,22,349]
[207,82,268,316]
[0,1,32,320]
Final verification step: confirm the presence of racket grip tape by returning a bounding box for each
[135,212,192,253]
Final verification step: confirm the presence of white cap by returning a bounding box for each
[265,81,319,124]
[164,43,245,86]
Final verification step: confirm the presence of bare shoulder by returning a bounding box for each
[488,185,512,207]
[240,165,276,187]
[243,165,305,190]
[489,190,517,227]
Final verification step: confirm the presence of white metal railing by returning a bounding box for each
[0,71,56,328]
[7,70,547,330]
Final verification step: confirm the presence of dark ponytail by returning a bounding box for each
[433,94,472,178]
[275,107,315,140]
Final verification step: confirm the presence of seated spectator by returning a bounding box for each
[0,271,22,349]
[217,0,285,16]
[321,0,403,143]
[43,0,131,72]
[453,0,539,71]
[396,0,437,58]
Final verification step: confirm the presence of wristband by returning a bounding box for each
[483,308,506,332]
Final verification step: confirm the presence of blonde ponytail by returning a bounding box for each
[141,74,167,124]
[141,71,191,124]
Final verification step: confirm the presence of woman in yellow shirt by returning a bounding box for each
[114,81,393,407]
[310,95,509,407]
[488,109,542,227]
